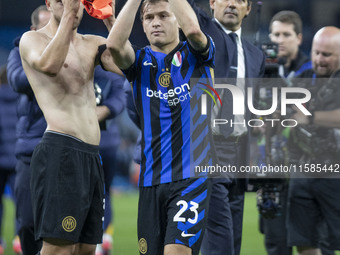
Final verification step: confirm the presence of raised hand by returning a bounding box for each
[103,0,116,31]
[62,0,81,16]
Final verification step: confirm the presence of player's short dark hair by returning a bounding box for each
[269,10,303,35]
[140,0,168,21]
[31,5,48,27]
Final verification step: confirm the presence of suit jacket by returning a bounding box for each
[188,0,265,79]
[188,0,265,166]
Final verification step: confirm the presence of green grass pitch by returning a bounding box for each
[2,192,339,254]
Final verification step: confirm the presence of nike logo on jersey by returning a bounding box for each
[181,231,195,237]
[143,61,156,68]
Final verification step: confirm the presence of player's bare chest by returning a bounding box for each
[62,43,95,77]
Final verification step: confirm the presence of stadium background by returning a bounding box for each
[1,0,340,254]
[1,0,340,66]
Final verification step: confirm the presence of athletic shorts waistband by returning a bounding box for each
[41,131,99,154]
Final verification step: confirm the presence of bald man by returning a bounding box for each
[287,26,340,255]
[291,27,340,126]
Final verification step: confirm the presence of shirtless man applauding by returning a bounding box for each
[19,0,121,254]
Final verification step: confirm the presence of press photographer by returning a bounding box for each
[253,10,310,192]
[287,26,340,255]
[290,70,340,168]
[250,11,332,255]
[256,9,312,167]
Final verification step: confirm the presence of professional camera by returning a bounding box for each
[292,70,340,160]
[253,178,286,219]
[248,164,287,218]
[257,43,289,111]
[261,42,286,78]
[248,176,287,219]
[293,126,340,159]
[249,43,292,219]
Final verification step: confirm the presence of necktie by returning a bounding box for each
[228,32,238,81]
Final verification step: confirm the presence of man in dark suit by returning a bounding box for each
[187,0,265,254]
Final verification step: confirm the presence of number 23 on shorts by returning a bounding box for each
[173,200,199,224]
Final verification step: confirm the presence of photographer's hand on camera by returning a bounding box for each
[289,69,340,168]
[291,105,310,125]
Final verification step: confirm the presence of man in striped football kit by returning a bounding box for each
[107,0,216,254]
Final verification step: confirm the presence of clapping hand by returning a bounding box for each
[103,0,116,30]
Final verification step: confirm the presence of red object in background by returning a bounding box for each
[81,0,112,20]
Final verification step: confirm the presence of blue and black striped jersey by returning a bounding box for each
[123,36,215,187]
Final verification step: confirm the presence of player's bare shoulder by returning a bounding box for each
[75,34,106,58]
[80,34,121,73]
[19,28,51,63]
[81,33,106,44]
[20,28,49,46]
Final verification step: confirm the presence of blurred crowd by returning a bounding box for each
[0,1,340,255]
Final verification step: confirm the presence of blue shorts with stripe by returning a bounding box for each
[137,177,211,255]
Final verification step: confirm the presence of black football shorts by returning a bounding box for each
[30,131,105,244]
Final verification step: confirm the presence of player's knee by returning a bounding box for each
[296,246,321,255]
[75,243,96,255]
[41,238,76,255]
[164,244,192,255]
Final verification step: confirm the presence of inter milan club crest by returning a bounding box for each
[159,69,171,87]
[172,51,182,67]
[62,216,77,232]
[138,238,147,254]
